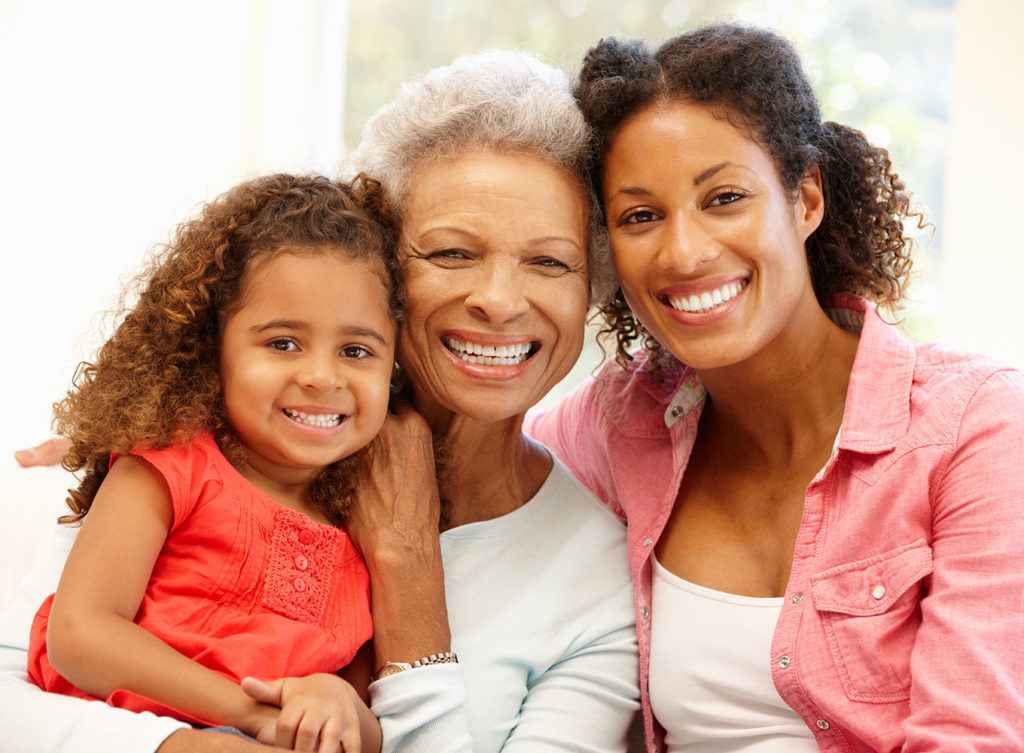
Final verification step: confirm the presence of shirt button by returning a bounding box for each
[298,530,316,545]
[642,537,653,548]
[778,655,791,669]
[792,592,804,603]
[671,405,683,418]
[816,719,830,730]
[872,585,886,600]
[641,606,650,620]
[295,554,309,571]
[293,577,307,592]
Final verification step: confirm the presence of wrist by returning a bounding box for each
[235,699,277,740]
[374,651,459,681]
[360,530,443,573]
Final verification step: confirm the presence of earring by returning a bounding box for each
[389,362,406,394]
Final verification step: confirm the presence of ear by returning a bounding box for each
[795,164,825,242]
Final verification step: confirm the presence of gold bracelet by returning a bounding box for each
[375,651,458,680]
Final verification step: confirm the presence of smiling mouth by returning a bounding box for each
[665,279,748,313]
[442,335,538,366]
[283,409,346,428]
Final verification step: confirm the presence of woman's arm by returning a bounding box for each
[348,405,639,752]
[903,369,1024,749]
[13,436,70,467]
[346,404,451,669]
[42,455,277,736]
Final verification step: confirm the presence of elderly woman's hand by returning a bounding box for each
[347,398,452,668]
[346,398,441,560]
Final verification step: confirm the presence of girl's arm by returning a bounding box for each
[44,455,278,736]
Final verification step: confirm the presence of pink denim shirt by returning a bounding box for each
[528,295,1024,752]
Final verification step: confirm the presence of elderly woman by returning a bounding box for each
[529,23,1024,752]
[0,51,638,752]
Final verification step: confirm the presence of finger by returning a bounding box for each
[338,720,361,753]
[317,716,350,753]
[240,676,284,707]
[14,437,69,467]
[294,709,320,753]
[275,704,302,750]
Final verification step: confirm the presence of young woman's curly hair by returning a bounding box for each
[575,23,928,371]
[55,173,401,526]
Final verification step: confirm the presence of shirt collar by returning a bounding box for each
[829,294,915,454]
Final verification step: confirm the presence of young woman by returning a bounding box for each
[530,23,1024,752]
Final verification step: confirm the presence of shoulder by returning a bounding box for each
[530,458,629,554]
[908,340,1023,425]
[123,433,231,528]
[580,352,695,434]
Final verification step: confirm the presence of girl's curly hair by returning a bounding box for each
[575,23,927,371]
[55,173,402,527]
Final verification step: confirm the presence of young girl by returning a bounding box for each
[26,173,400,753]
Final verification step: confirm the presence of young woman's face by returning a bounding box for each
[219,251,395,490]
[397,147,590,423]
[602,99,824,371]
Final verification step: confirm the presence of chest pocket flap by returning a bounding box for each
[811,539,933,616]
[809,539,933,703]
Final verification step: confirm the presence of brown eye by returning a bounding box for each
[621,209,657,225]
[708,191,746,208]
[342,345,374,359]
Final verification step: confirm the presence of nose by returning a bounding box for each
[298,351,346,393]
[658,214,720,274]
[463,256,529,324]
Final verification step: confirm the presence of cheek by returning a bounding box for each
[609,238,647,291]
[547,285,589,359]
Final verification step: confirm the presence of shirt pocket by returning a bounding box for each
[810,539,932,703]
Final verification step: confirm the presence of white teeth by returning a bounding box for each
[443,336,534,366]
[283,409,343,428]
[669,280,747,313]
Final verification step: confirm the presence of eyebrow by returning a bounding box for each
[694,162,730,185]
[612,162,733,198]
[414,226,583,251]
[252,320,390,346]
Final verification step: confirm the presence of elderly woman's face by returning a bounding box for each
[398,148,590,422]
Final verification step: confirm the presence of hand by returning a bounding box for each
[14,436,70,467]
[345,398,452,672]
[242,674,376,753]
[347,398,441,561]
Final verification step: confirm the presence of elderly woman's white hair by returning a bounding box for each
[346,49,616,305]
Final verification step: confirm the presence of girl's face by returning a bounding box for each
[397,147,590,424]
[602,99,824,372]
[219,250,395,491]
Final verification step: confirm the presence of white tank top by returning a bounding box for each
[649,555,818,752]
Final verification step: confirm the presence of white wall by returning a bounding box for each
[0,0,348,611]
[940,0,1024,366]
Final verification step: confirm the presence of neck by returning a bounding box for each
[695,303,859,466]
[232,456,323,522]
[413,394,551,530]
